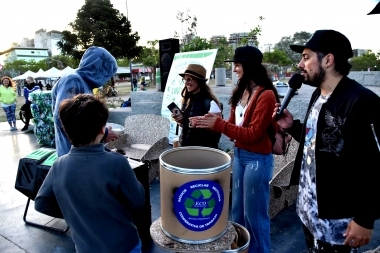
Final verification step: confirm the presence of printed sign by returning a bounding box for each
[160,49,218,143]
[173,180,224,232]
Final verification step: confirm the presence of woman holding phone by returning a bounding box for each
[171,64,222,149]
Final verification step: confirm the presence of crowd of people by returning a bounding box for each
[2,29,379,253]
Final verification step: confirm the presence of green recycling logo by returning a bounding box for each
[184,189,216,217]
[174,180,224,231]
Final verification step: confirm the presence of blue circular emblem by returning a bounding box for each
[173,180,224,232]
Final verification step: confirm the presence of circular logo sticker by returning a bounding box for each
[173,180,224,232]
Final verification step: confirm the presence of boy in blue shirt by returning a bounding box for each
[35,94,145,253]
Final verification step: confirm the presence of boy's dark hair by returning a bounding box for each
[59,94,109,147]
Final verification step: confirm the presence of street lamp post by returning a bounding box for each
[126,0,134,92]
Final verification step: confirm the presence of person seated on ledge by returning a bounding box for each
[137,82,147,91]
[35,94,145,253]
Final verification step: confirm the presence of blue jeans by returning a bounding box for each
[2,103,17,125]
[231,147,274,253]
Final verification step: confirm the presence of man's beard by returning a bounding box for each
[302,64,326,88]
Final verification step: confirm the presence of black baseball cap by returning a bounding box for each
[290,30,353,59]
[368,1,380,15]
[224,45,263,65]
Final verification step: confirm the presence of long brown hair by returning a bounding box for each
[181,78,221,109]
[229,63,280,106]
[1,76,16,90]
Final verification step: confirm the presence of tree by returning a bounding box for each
[239,16,264,47]
[181,36,212,52]
[274,31,312,65]
[174,8,197,48]
[3,59,48,77]
[350,51,380,71]
[211,37,234,69]
[135,40,160,86]
[47,55,79,69]
[57,0,142,61]
[263,49,292,66]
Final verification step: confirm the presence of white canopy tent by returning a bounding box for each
[32,69,46,79]
[59,66,76,76]
[13,70,36,80]
[42,67,62,78]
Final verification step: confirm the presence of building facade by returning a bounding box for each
[0,47,49,63]
[353,49,370,57]
[34,29,63,56]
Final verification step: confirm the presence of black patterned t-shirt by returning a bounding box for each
[296,94,352,245]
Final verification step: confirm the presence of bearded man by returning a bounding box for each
[275,30,380,253]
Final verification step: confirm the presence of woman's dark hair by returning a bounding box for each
[316,51,352,76]
[181,78,221,109]
[229,63,280,106]
[59,94,109,147]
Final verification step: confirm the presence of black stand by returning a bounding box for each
[23,198,69,233]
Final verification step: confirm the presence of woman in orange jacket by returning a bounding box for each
[196,46,280,253]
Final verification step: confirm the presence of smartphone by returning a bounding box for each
[167,102,182,116]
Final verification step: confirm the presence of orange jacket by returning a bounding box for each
[212,87,276,154]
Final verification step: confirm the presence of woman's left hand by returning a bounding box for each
[194,113,218,129]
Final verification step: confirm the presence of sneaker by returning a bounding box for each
[21,125,29,131]
[14,127,18,131]
[10,127,14,131]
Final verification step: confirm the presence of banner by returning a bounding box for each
[161,49,218,143]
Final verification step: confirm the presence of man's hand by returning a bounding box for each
[272,103,294,129]
[343,220,372,248]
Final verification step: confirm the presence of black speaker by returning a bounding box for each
[159,38,180,92]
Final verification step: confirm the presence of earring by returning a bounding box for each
[325,65,328,68]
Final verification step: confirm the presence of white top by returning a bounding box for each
[235,102,248,126]
[209,100,221,113]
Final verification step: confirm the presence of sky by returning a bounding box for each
[0,0,379,54]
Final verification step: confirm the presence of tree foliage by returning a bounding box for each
[239,16,264,47]
[263,49,292,66]
[135,40,160,85]
[350,51,380,71]
[57,0,142,61]
[47,55,79,69]
[274,31,312,65]
[3,60,47,77]
[174,8,198,48]
[181,36,212,52]
[211,37,234,68]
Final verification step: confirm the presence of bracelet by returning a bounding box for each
[100,127,108,143]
